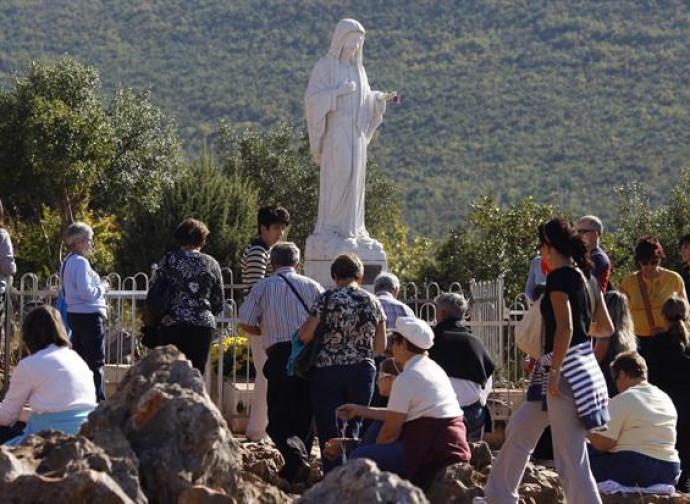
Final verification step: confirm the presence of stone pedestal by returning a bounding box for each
[304,233,387,289]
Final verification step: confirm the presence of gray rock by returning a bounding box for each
[0,430,146,504]
[426,463,485,504]
[297,458,428,504]
[81,345,242,503]
[0,469,136,503]
[236,472,294,504]
[469,441,492,473]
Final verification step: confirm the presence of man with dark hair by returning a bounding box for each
[239,243,323,483]
[241,206,291,294]
[587,351,681,488]
[678,234,690,301]
[577,215,611,292]
[240,205,290,440]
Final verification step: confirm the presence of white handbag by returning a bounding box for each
[515,296,545,359]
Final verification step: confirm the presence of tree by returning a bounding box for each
[0,58,113,225]
[116,153,258,275]
[93,87,183,221]
[219,122,319,250]
[424,196,558,300]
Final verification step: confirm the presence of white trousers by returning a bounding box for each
[483,376,602,504]
[245,334,268,440]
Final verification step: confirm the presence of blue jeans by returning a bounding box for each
[310,362,376,473]
[351,440,404,474]
[589,449,681,487]
[68,312,105,402]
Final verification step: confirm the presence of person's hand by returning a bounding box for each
[336,81,356,96]
[337,403,361,420]
[101,279,110,292]
[547,370,561,397]
[324,438,346,460]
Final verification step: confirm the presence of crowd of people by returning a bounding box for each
[1,201,690,499]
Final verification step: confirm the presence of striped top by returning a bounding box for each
[240,236,272,294]
[527,341,610,431]
[377,291,415,330]
[238,267,324,348]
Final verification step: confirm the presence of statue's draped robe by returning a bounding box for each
[305,19,387,239]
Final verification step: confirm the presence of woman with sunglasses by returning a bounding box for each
[338,317,470,490]
[476,218,613,504]
[620,236,687,360]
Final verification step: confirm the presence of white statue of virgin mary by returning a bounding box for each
[305,19,395,240]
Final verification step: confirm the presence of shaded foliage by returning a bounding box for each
[1,0,689,235]
[116,153,258,275]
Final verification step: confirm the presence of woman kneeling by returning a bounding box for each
[0,306,96,445]
[338,316,470,490]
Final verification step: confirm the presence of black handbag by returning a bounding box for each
[141,255,173,349]
[293,291,331,379]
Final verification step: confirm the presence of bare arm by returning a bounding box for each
[374,321,386,354]
[587,432,617,452]
[298,316,319,343]
[593,338,611,364]
[376,410,407,445]
[238,323,261,336]
[337,403,389,422]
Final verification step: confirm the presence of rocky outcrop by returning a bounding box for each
[80,345,242,503]
[0,430,143,504]
[297,458,428,504]
[427,442,690,504]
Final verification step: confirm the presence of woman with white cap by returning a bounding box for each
[338,316,471,490]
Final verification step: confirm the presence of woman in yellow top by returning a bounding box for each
[620,236,688,359]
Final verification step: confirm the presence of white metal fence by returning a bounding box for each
[1,271,530,427]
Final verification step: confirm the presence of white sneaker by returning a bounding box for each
[472,497,488,504]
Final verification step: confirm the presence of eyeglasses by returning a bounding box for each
[577,229,596,235]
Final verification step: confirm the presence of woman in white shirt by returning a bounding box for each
[338,317,471,490]
[0,306,96,445]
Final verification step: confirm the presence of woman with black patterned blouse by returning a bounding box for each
[298,253,386,473]
[152,219,224,371]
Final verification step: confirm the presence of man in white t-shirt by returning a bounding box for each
[338,317,471,489]
[587,351,681,487]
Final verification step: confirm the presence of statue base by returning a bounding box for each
[304,233,387,290]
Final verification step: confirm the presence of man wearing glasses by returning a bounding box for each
[577,215,611,292]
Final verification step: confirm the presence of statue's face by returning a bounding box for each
[341,32,364,62]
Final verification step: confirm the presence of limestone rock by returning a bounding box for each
[297,458,428,504]
[0,470,137,503]
[81,345,242,503]
[0,430,146,504]
[240,440,284,484]
[177,485,235,504]
[426,462,485,504]
[469,442,492,473]
[235,472,294,504]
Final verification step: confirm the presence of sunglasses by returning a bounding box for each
[577,229,596,235]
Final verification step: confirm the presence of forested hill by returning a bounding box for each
[1,1,689,236]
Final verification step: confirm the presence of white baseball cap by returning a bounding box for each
[395,317,434,350]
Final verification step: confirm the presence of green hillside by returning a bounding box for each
[1,0,689,236]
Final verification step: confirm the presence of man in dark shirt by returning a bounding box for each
[679,234,690,302]
[241,205,290,440]
[577,215,611,292]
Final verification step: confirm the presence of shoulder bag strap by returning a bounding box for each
[636,272,657,331]
[278,273,310,312]
[59,253,74,296]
